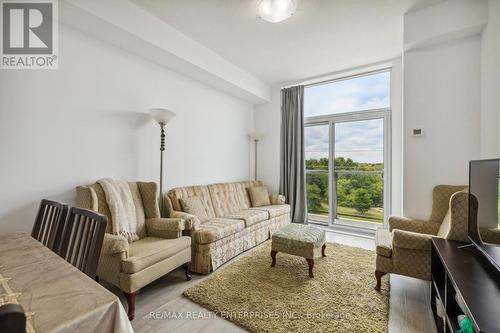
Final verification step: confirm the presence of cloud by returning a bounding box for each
[304,71,390,117]
[303,72,388,164]
[305,119,383,164]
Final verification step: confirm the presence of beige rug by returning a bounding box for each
[184,241,389,333]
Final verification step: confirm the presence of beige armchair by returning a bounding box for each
[374,185,474,290]
[480,227,500,245]
[76,181,191,320]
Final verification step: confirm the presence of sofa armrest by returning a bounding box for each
[389,216,439,235]
[392,229,433,251]
[146,218,185,239]
[76,185,98,211]
[101,233,129,256]
[270,194,286,205]
[170,211,201,231]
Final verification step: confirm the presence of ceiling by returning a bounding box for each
[133,0,440,85]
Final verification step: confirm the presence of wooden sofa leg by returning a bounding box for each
[374,270,387,291]
[124,290,139,321]
[185,262,192,281]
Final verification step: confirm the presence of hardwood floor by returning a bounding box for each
[105,231,436,333]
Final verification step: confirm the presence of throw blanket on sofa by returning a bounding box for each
[98,178,138,242]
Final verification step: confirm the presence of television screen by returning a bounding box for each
[469,159,500,271]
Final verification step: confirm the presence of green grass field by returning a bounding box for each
[337,206,383,223]
[309,202,383,223]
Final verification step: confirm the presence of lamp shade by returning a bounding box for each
[149,108,176,125]
[248,132,264,141]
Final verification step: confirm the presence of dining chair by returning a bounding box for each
[58,207,107,279]
[0,304,26,333]
[31,199,69,253]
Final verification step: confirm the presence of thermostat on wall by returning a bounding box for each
[412,128,424,137]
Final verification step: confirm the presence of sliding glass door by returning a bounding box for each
[304,69,391,230]
[334,118,385,228]
[305,124,330,224]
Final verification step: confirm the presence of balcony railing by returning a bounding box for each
[306,169,384,224]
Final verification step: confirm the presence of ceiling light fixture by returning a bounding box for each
[258,0,297,23]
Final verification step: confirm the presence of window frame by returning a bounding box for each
[304,68,391,118]
[304,68,392,230]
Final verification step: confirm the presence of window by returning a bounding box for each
[304,71,390,117]
[304,70,391,230]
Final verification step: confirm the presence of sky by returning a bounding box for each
[304,71,389,164]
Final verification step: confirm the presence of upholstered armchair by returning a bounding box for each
[480,228,500,245]
[374,185,474,290]
[76,181,191,320]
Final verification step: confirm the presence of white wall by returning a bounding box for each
[254,86,281,194]
[480,0,500,158]
[402,36,481,219]
[0,24,254,232]
[61,0,271,103]
[404,0,487,50]
[254,59,404,217]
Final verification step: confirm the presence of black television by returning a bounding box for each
[468,159,500,272]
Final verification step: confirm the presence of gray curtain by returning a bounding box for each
[280,85,307,223]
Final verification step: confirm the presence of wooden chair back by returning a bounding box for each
[0,304,26,333]
[58,207,107,279]
[31,199,69,252]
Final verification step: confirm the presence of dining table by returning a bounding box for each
[0,232,134,333]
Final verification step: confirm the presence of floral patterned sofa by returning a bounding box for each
[165,180,291,274]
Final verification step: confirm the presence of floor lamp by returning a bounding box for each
[248,132,264,181]
[150,108,176,216]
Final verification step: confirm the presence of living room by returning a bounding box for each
[0,0,499,332]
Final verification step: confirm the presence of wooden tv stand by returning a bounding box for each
[431,238,500,333]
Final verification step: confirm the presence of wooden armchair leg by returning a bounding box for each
[124,290,139,321]
[185,262,192,281]
[374,270,387,291]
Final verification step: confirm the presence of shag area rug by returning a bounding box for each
[184,241,389,333]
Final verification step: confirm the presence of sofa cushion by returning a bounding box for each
[248,186,271,207]
[224,209,269,227]
[121,236,191,274]
[375,228,392,258]
[192,218,245,245]
[180,196,209,222]
[167,185,215,218]
[233,181,264,209]
[208,183,242,217]
[251,204,290,218]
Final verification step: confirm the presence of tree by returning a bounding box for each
[306,183,322,213]
[350,188,372,213]
[306,157,384,216]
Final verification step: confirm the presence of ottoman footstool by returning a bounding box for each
[270,223,326,278]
